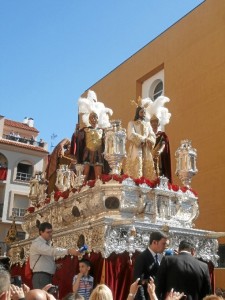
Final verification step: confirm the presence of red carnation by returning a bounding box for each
[27,207,35,213]
[87,180,95,188]
[61,190,69,199]
[54,191,62,201]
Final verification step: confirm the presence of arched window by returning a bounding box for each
[142,69,164,100]
[149,79,164,100]
[153,80,163,100]
[16,161,33,181]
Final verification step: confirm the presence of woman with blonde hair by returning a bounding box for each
[89,284,113,300]
[203,296,223,300]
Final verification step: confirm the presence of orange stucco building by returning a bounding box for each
[82,0,225,288]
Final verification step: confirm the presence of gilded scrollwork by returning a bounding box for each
[10,176,222,266]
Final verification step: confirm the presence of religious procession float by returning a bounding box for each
[7,91,225,299]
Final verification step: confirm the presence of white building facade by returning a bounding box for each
[0,115,48,254]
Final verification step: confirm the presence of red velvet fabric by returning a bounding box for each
[105,252,137,300]
[208,260,215,293]
[11,260,32,288]
[0,168,7,180]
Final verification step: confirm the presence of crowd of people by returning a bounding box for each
[5,131,45,148]
[0,223,223,300]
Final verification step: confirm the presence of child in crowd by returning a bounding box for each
[72,259,94,300]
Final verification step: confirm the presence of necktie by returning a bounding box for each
[155,254,159,266]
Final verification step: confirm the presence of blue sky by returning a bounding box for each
[0,0,204,151]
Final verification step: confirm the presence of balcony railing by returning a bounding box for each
[3,134,45,148]
[16,172,32,182]
[12,207,26,218]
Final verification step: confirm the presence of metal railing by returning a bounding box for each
[3,134,45,148]
[12,207,26,217]
[16,172,32,181]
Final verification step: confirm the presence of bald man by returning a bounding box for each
[25,289,55,300]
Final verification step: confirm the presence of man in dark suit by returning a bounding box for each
[133,231,168,300]
[156,240,211,300]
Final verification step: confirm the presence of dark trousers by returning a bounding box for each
[32,272,52,289]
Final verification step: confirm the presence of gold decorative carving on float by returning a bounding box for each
[5,216,17,245]
[8,138,222,267]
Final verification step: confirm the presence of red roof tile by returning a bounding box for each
[0,139,48,153]
[4,119,39,133]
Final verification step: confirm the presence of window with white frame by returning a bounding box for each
[12,194,29,218]
[142,69,164,100]
[12,207,26,217]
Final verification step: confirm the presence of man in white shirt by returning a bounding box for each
[30,222,79,289]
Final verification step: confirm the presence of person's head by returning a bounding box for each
[178,240,196,255]
[203,296,223,300]
[150,115,160,133]
[74,294,84,300]
[149,231,168,254]
[89,112,98,128]
[78,259,91,276]
[25,289,49,300]
[134,107,146,121]
[39,222,53,241]
[0,269,10,300]
[63,293,84,300]
[89,284,113,300]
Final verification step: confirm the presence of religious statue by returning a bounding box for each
[124,98,156,180]
[78,90,113,129]
[76,90,113,180]
[76,112,105,181]
[146,96,172,182]
[45,138,76,195]
[29,172,48,205]
[29,174,39,201]
[55,164,74,191]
